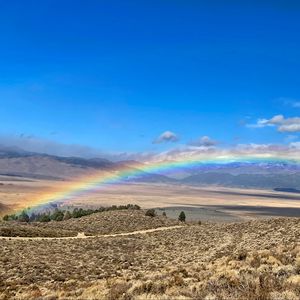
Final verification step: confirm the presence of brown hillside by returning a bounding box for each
[0,216,299,299]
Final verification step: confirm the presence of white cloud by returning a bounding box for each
[246,119,274,128]
[188,136,218,147]
[153,131,179,144]
[290,142,300,149]
[1,133,300,165]
[278,124,300,132]
[268,115,285,125]
[247,115,300,132]
[146,142,300,163]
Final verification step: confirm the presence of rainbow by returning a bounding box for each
[8,153,300,215]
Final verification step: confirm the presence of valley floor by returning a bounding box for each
[1,176,300,221]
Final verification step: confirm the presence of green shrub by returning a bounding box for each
[63,211,72,220]
[145,209,156,217]
[51,209,64,221]
[37,213,51,222]
[2,215,9,221]
[3,204,141,223]
[178,211,186,222]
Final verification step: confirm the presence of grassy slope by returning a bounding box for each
[0,216,299,299]
[0,210,180,237]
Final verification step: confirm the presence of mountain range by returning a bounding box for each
[0,145,300,190]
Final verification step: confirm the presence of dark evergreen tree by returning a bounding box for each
[29,212,37,222]
[63,210,72,220]
[51,209,64,221]
[145,209,156,217]
[178,211,186,222]
[37,213,51,222]
[2,215,9,221]
[18,210,30,223]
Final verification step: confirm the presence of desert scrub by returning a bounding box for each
[2,204,141,223]
[0,217,299,299]
[0,209,180,237]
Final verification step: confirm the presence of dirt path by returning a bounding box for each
[0,225,184,241]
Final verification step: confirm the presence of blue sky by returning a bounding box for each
[0,0,300,158]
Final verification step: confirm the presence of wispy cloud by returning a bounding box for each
[153,131,179,144]
[278,97,300,108]
[284,135,298,143]
[147,142,300,163]
[246,115,284,128]
[247,115,300,132]
[1,133,300,165]
[292,102,300,108]
[290,142,300,149]
[0,134,150,161]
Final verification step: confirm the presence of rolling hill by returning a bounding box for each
[0,146,173,183]
[0,211,299,299]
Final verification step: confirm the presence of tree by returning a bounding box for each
[18,210,30,223]
[29,212,37,222]
[145,209,156,217]
[37,213,51,222]
[63,210,72,220]
[72,208,86,218]
[3,215,9,221]
[51,209,64,221]
[178,211,186,222]
[5,214,17,221]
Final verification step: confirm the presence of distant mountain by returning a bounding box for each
[0,146,173,183]
[0,147,113,179]
[182,162,300,176]
[0,145,34,158]
[0,146,299,189]
[182,172,300,189]
[274,188,300,194]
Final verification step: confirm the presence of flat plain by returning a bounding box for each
[1,175,300,221]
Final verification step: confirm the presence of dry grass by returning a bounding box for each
[0,223,77,237]
[0,215,299,299]
[35,209,181,235]
[0,210,180,237]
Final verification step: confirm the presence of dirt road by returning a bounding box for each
[0,225,184,241]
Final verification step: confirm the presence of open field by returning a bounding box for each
[0,213,299,299]
[1,176,300,221]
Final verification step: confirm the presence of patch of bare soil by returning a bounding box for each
[0,216,299,299]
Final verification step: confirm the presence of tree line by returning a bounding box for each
[2,204,141,223]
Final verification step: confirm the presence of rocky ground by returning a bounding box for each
[0,215,299,299]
